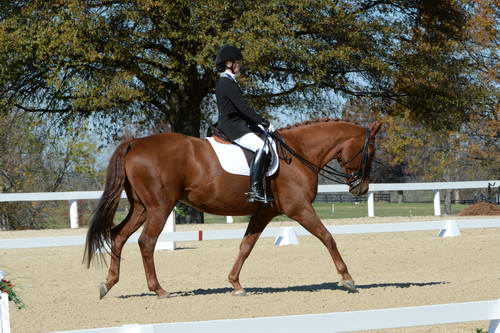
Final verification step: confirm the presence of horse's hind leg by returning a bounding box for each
[138,203,175,298]
[228,208,274,296]
[285,204,357,292]
[100,200,146,299]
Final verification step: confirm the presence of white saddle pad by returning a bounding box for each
[206,137,279,176]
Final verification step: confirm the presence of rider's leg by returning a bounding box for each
[247,148,272,202]
[233,133,273,203]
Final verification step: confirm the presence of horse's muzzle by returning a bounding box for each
[349,180,369,196]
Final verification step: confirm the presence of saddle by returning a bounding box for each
[206,126,279,177]
[210,126,255,167]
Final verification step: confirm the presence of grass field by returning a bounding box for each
[203,202,470,224]
[38,201,470,228]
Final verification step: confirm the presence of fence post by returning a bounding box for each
[368,192,375,217]
[156,211,176,251]
[69,200,79,229]
[0,292,10,333]
[434,190,441,216]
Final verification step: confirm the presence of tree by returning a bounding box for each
[340,0,499,208]
[0,1,482,131]
[0,110,99,229]
[460,0,499,178]
[0,0,489,222]
[343,96,499,213]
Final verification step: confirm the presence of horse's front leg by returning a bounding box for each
[286,204,357,292]
[227,208,273,296]
[227,233,261,296]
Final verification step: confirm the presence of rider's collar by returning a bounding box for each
[221,70,237,82]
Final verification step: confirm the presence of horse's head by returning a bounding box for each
[338,121,382,196]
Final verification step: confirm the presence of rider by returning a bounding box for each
[215,45,273,203]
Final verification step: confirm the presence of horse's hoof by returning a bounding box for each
[157,293,171,299]
[339,280,358,293]
[232,289,247,296]
[99,283,108,299]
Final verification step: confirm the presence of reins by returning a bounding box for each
[270,128,371,187]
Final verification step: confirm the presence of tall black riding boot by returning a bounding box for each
[246,148,273,203]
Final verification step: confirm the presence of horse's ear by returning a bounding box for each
[369,121,382,137]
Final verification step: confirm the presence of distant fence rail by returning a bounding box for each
[315,192,391,203]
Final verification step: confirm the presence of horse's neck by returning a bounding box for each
[282,122,360,168]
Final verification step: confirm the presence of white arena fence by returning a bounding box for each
[0,180,498,230]
[51,299,500,333]
[0,218,499,250]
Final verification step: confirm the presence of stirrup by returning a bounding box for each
[246,190,274,204]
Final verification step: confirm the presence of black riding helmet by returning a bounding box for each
[215,45,243,72]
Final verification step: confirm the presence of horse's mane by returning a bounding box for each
[278,118,358,131]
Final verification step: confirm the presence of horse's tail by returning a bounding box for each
[84,140,133,268]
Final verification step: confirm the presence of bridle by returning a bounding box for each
[270,127,372,188]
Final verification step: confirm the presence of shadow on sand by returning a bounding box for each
[117,281,447,299]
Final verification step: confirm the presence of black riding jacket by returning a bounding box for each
[215,74,266,140]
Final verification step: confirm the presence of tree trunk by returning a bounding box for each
[397,190,404,203]
[175,204,203,224]
[444,189,452,215]
[169,88,205,224]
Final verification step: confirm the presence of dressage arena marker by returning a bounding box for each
[0,292,10,333]
[438,220,461,238]
[51,299,500,333]
[155,212,175,251]
[274,227,299,246]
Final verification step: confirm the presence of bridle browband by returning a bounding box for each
[270,127,372,188]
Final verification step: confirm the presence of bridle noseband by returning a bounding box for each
[270,128,372,188]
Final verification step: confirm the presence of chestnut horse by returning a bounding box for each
[84,119,382,299]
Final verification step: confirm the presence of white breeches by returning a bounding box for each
[234,132,269,153]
